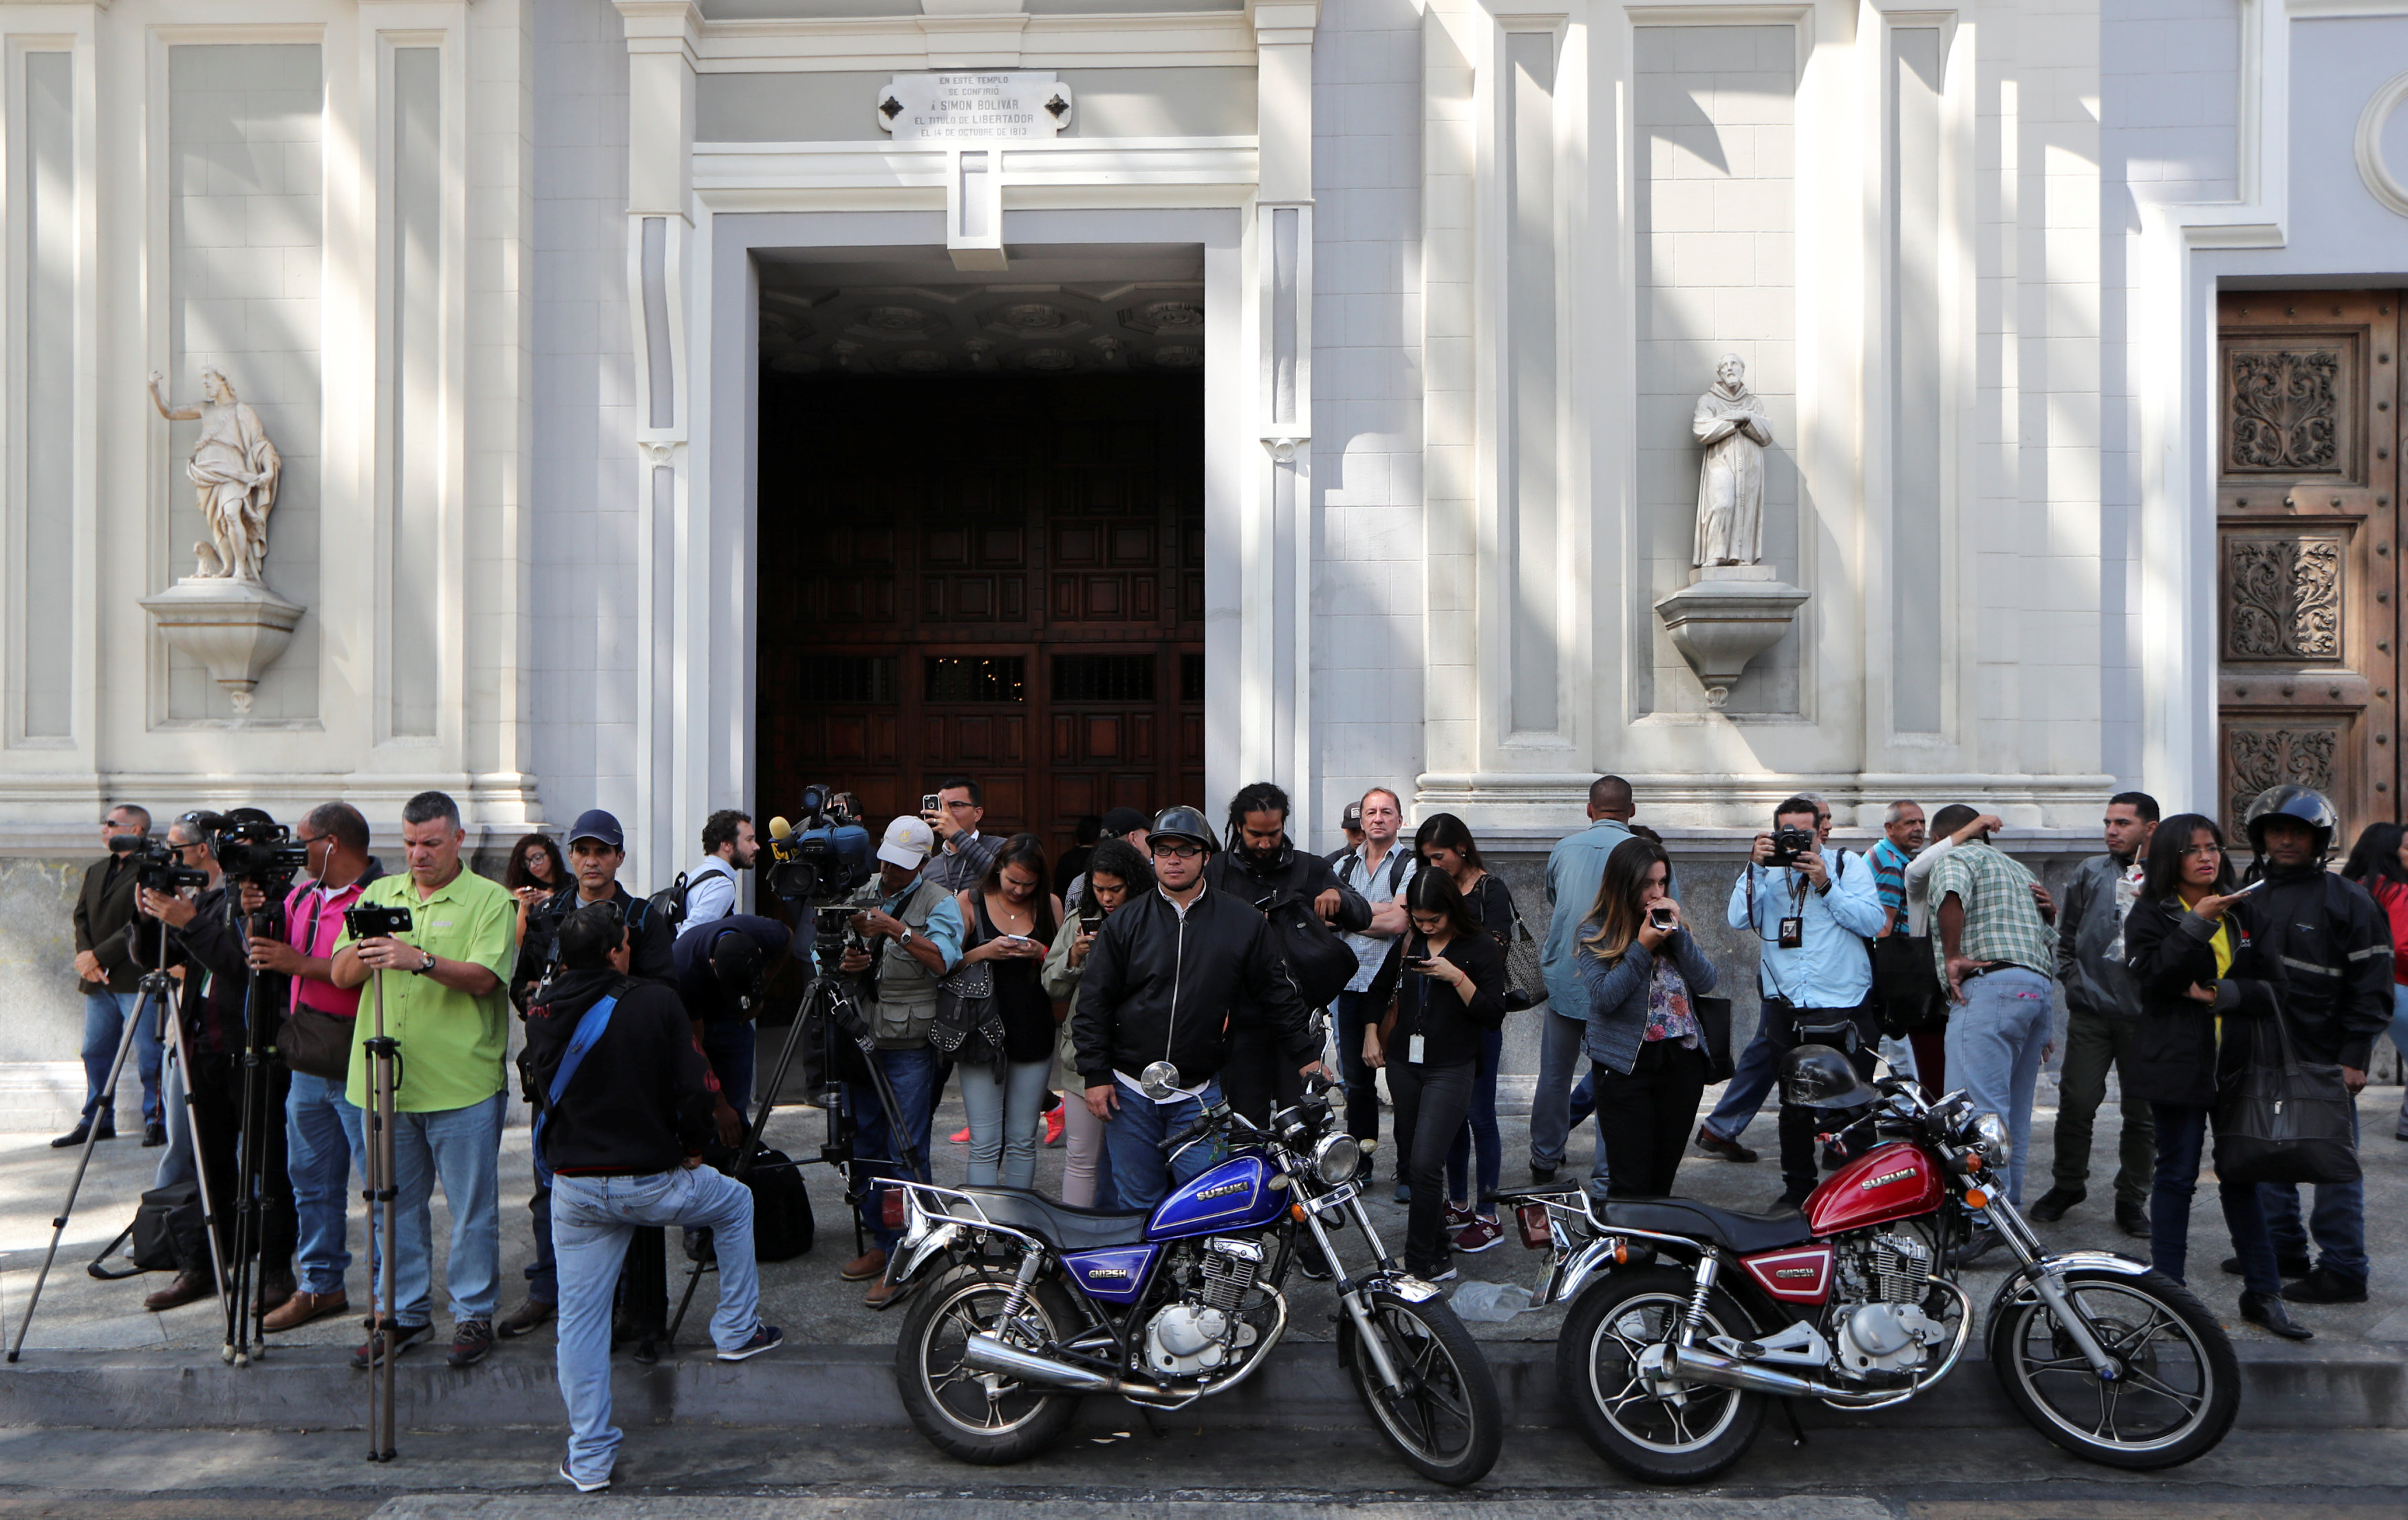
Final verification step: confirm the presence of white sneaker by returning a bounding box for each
[559,1461,612,1494]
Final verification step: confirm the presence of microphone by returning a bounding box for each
[768,816,793,843]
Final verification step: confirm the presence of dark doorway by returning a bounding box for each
[757,374,1205,863]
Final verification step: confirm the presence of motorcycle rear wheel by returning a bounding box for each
[1556,1266,1764,1484]
[894,1263,1083,1464]
[1336,1287,1503,1486]
[1988,1266,2239,1468]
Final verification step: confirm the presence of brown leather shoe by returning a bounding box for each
[496,1298,556,1338]
[863,1277,905,1309]
[142,1271,216,1313]
[839,1248,888,1282]
[261,1289,347,1332]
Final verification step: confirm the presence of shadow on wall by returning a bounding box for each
[0,860,87,1065]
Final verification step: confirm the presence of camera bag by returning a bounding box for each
[87,1182,196,1280]
[686,1144,816,1263]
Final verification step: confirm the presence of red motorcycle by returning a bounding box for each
[1505,1050,2239,1483]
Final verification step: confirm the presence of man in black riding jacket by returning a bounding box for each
[1074,805,1334,1210]
[1206,781,1370,1125]
[2237,785,2393,1305]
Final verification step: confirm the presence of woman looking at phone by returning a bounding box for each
[2120,813,2309,1340]
[1040,837,1152,1208]
[505,832,567,946]
[1576,836,1719,1199]
[954,834,1064,1188]
[1364,869,1507,1282]
[1413,813,1517,1252]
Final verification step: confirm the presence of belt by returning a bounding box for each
[1959,962,2011,981]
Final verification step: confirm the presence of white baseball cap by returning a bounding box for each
[877,815,936,869]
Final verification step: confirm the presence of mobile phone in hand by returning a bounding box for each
[921,793,941,814]
[1648,906,1677,931]
[2228,878,2268,896]
[1404,953,1433,970]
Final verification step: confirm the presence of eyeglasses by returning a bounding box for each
[2179,843,2224,858]
[294,832,327,848]
[1149,841,1203,860]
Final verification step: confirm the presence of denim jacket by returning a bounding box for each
[1575,927,1719,1076]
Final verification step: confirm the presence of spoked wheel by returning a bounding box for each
[1989,1267,2239,1468]
[1556,1266,1764,1484]
[1337,1287,1503,1486]
[894,1264,1083,1464]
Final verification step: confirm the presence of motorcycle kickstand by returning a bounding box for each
[1134,1404,1168,1441]
[1778,1398,1809,1448]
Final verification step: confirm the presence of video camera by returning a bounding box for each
[211,810,311,891]
[762,784,874,906]
[110,833,211,895]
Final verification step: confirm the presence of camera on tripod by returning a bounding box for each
[111,833,211,895]
[762,784,874,906]
[208,809,312,892]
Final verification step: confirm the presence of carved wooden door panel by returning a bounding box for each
[2216,292,2404,843]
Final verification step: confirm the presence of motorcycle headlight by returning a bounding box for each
[1972,1111,2012,1164]
[1311,1132,1362,1188]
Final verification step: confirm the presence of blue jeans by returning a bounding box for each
[2389,984,2408,1138]
[1102,1079,1227,1213]
[1333,992,1386,1146]
[1943,968,2052,1204]
[700,1020,756,1113]
[2261,1104,2367,1283]
[960,1058,1052,1189]
[1703,1002,1783,1144]
[849,1044,940,1253]
[1446,1028,1503,1210]
[2151,1102,2281,1295]
[1529,1008,1593,1171]
[552,1167,762,1488]
[80,986,162,1129]
[286,1072,359,1295]
[337,1090,504,1327]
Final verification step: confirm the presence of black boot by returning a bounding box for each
[2281,1267,2369,1305]
[2028,1186,2085,1223]
[2239,1290,2313,1340]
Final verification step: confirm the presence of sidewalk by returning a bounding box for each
[3,1067,2402,1426]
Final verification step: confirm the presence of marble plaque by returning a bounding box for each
[877,73,1073,142]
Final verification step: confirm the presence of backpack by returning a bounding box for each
[1261,890,1362,1010]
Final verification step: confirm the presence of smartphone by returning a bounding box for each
[345,904,413,940]
[921,792,941,814]
[2229,878,2268,895]
[1648,906,1677,931]
[1403,954,1434,970]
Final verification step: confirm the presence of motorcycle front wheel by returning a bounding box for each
[1336,1287,1503,1486]
[1989,1266,2239,1468]
[894,1263,1083,1464]
[1556,1266,1763,1484]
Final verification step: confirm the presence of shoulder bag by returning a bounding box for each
[2213,992,2363,1188]
[932,902,1006,1065]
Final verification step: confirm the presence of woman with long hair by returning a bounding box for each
[1364,868,1507,1281]
[1413,813,1516,1252]
[1575,836,1719,1197]
[2341,821,2408,1143]
[1040,837,1154,1207]
[505,831,567,945]
[954,833,1064,1188]
[2120,812,2308,1340]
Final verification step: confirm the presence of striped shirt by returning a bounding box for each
[1927,841,2054,980]
[1868,838,1911,924]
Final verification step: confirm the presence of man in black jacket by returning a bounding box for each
[526,905,775,1492]
[2237,787,2393,1305]
[60,804,160,1148]
[1207,781,1368,1124]
[1074,806,1331,1209]
[502,807,675,1338]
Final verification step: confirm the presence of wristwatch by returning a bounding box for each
[417,950,437,975]
[896,926,916,946]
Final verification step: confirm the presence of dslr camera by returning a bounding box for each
[1767,825,1817,869]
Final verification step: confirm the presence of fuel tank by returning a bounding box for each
[1804,1139,1945,1236]
[1147,1152,1284,1241]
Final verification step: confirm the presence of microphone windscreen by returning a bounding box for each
[768,816,793,841]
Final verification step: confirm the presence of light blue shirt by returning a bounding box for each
[890,881,965,974]
[1540,818,1637,1021]
[1724,849,1883,1008]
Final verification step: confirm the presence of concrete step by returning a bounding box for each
[1,1336,2398,1435]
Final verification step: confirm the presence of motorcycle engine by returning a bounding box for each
[1831,1233,1947,1376]
[1144,1237,1264,1378]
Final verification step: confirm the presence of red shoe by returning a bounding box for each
[949,1127,969,1144]
[1044,1107,1066,1148]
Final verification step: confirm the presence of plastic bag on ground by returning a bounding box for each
[1448,1279,1532,1322]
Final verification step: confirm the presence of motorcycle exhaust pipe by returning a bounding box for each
[963,1332,1192,1399]
[1666,1343,1906,1408]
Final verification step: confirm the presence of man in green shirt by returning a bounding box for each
[330,790,516,1371]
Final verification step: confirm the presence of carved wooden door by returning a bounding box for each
[757,375,1205,862]
[2216,292,2404,843]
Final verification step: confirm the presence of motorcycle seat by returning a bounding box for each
[954,1186,1152,1250]
[1601,1196,1814,1255]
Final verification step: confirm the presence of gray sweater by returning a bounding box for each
[1576,928,1720,1076]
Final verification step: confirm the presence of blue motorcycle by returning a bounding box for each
[886,1065,1503,1485]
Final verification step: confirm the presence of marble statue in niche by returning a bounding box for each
[1692,353,1772,569]
[148,367,282,583]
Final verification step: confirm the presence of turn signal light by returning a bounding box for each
[1291,1202,1309,1225]
[1964,1187,1990,1210]
[1963,1153,1984,1173]
[1516,1204,1552,1248]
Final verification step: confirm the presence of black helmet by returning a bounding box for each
[2242,783,2339,860]
[1779,1044,1878,1111]
[1148,805,1219,854]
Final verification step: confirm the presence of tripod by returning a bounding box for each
[360,967,401,1462]
[665,963,918,1345]
[9,914,231,1361]
[220,890,288,1367]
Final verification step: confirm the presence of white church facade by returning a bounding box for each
[0,0,2405,1063]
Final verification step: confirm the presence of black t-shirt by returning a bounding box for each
[973,894,1058,1063]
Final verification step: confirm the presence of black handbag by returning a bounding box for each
[2214,999,2362,1188]
[1873,933,1947,1032]
[1262,891,1361,1010]
[1692,995,1736,1083]
[87,1182,195,1280]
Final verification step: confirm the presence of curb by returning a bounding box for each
[0,1338,2398,1433]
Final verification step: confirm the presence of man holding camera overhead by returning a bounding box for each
[1720,794,1886,1210]
[328,790,517,1371]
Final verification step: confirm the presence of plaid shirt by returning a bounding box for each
[1926,841,2054,979]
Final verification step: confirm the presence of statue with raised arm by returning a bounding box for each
[1692,353,1773,568]
[148,367,281,583]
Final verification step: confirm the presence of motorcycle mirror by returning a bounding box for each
[1139,1060,1181,1100]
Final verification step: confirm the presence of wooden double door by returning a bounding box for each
[756,375,1205,865]
[2216,291,2405,845]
